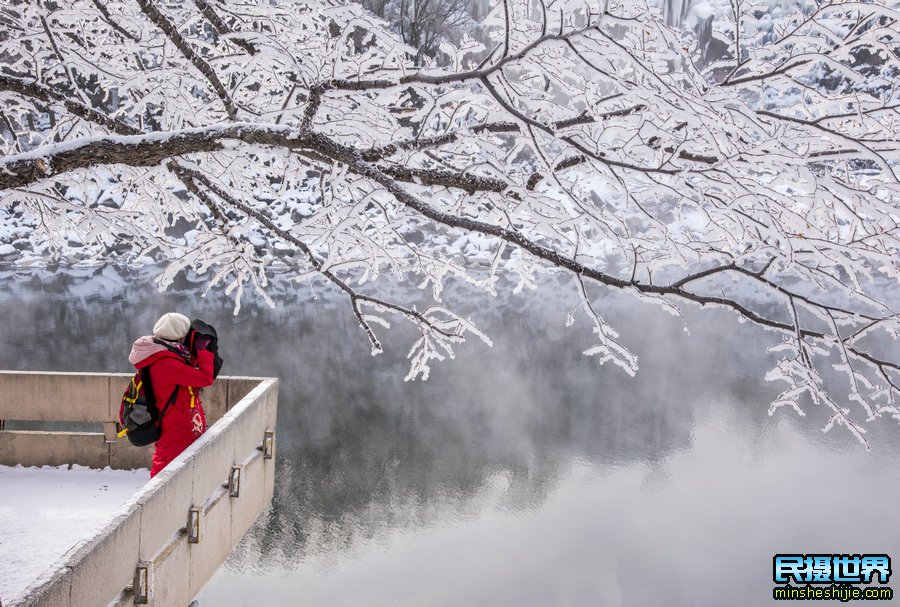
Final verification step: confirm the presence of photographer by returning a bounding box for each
[127,312,218,477]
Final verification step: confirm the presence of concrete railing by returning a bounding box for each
[0,372,278,607]
[0,371,263,469]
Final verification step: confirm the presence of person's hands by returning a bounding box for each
[193,335,213,352]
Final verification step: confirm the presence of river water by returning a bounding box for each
[1,266,897,606]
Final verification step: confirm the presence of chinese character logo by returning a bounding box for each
[772,554,894,602]
[774,555,891,585]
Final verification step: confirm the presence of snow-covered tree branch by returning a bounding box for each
[1,0,898,445]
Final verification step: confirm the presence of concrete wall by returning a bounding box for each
[3,373,278,607]
[0,373,270,469]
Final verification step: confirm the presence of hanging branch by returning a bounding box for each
[135,0,239,120]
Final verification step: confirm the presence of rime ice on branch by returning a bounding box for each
[0,0,898,444]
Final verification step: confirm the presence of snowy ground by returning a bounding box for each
[0,465,147,604]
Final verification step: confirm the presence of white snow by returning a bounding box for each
[0,465,147,604]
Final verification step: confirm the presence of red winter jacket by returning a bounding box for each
[129,336,215,477]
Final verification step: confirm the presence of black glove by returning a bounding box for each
[194,335,213,351]
[190,319,223,378]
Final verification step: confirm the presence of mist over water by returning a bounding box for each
[2,266,898,607]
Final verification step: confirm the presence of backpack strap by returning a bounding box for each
[158,385,180,419]
[139,367,156,410]
[139,366,179,422]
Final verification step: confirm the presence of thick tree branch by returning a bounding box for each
[0,122,523,196]
[0,127,250,189]
[0,75,137,136]
[90,0,139,42]
[135,0,238,120]
[192,0,257,55]
[381,165,510,194]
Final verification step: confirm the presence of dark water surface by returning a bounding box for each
[1,266,898,607]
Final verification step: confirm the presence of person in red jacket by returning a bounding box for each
[128,312,216,477]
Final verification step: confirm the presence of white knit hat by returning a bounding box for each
[153,312,191,341]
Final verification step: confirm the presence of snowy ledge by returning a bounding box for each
[0,372,279,607]
[0,465,147,603]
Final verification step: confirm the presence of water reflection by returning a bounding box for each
[1,266,897,606]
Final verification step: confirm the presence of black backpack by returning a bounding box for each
[118,367,179,447]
